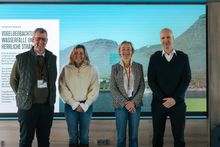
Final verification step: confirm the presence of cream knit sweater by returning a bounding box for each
[58,63,99,107]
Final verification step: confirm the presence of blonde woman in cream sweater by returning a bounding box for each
[59,44,99,147]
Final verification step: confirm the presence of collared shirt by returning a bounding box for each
[35,50,45,56]
[120,60,134,97]
[162,49,177,62]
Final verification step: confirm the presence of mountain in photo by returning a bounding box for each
[60,14,206,87]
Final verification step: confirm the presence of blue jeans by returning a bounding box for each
[115,107,141,147]
[64,103,93,145]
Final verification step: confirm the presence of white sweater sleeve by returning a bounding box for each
[58,67,76,106]
[85,67,100,107]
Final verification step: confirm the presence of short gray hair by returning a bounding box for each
[33,28,48,37]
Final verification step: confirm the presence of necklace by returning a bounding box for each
[122,60,131,89]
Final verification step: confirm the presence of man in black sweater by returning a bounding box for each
[147,28,191,147]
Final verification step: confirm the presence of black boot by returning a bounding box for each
[69,144,78,147]
[79,144,89,147]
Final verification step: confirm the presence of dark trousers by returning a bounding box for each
[17,104,54,147]
[151,102,186,147]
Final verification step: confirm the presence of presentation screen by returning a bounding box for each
[0,3,207,117]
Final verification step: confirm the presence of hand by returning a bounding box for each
[80,103,89,112]
[125,101,136,113]
[162,97,176,108]
[76,105,84,112]
[71,102,80,110]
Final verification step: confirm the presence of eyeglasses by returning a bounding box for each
[34,37,48,42]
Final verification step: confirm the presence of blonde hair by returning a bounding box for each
[69,44,90,66]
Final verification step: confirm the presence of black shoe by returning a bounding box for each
[79,144,89,147]
[69,144,78,147]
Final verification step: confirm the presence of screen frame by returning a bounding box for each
[0,1,208,119]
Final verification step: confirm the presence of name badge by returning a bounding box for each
[37,80,47,88]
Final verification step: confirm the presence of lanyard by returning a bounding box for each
[123,61,131,90]
[37,56,46,80]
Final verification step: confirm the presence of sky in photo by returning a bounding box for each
[0,4,205,49]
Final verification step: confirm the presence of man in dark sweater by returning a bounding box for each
[147,28,191,147]
[10,28,57,147]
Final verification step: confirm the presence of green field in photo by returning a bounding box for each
[185,98,207,112]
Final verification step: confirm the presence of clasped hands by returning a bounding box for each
[76,105,84,112]
[125,101,136,113]
[162,97,176,108]
[71,102,89,112]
